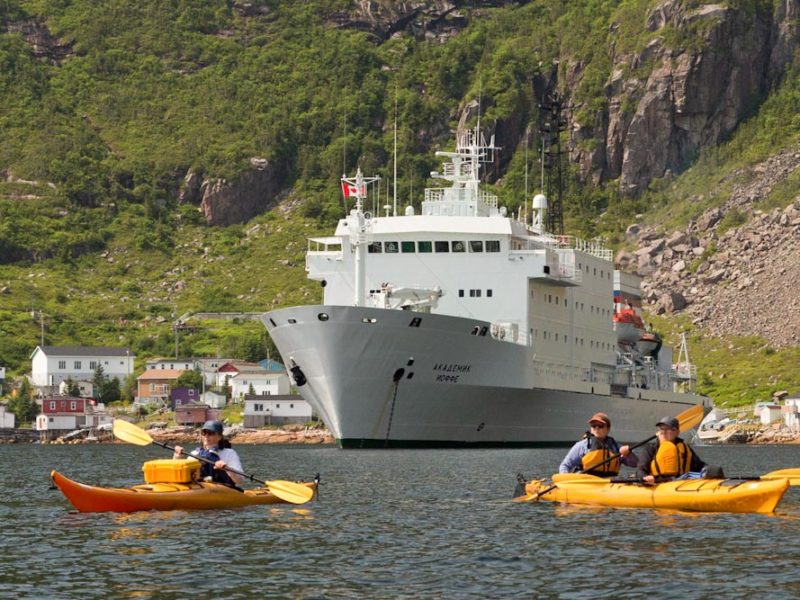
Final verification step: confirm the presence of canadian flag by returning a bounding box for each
[342,182,365,198]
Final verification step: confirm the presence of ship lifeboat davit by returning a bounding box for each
[613,308,645,345]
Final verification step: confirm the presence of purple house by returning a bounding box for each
[171,386,201,410]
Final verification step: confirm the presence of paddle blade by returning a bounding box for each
[266,480,315,505]
[113,419,154,446]
[677,404,705,433]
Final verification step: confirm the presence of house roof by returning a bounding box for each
[137,369,185,381]
[259,358,286,372]
[33,345,133,358]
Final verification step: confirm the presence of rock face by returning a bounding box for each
[191,158,288,227]
[629,149,800,348]
[569,0,798,196]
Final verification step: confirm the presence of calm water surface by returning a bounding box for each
[2,443,800,599]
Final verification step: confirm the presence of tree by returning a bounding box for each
[92,364,106,399]
[101,377,121,403]
[176,368,203,390]
[64,377,81,396]
[8,379,38,425]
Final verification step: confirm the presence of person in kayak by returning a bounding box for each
[173,420,244,487]
[559,412,638,476]
[636,416,707,484]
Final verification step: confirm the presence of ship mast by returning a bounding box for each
[342,168,380,307]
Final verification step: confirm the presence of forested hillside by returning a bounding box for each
[1,0,799,406]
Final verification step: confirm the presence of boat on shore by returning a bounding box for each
[262,123,709,448]
[520,473,790,513]
[51,470,317,513]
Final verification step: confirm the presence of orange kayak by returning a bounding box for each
[51,470,317,513]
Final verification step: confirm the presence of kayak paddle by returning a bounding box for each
[112,419,314,505]
[728,468,800,486]
[514,404,706,503]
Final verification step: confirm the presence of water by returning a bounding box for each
[2,443,800,599]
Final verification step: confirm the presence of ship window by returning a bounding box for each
[368,242,382,253]
[469,240,484,252]
[471,326,480,335]
[409,317,422,327]
[469,289,481,298]
[288,318,297,324]
[479,326,488,336]
[486,240,500,252]
[458,289,464,297]
[406,372,414,380]
[451,241,466,253]
[362,317,377,324]
[385,242,399,253]
[401,241,415,253]
[487,289,492,297]
[317,313,329,322]
[418,241,432,253]
[435,241,449,253]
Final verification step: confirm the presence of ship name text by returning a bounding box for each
[433,363,471,384]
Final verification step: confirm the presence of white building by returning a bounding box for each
[783,399,800,432]
[30,346,135,393]
[200,391,227,409]
[0,404,15,428]
[243,394,313,426]
[216,362,291,401]
[755,403,783,425]
[58,379,94,398]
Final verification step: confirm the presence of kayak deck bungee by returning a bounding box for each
[520,473,790,514]
[51,470,317,513]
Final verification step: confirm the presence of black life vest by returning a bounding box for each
[196,447,236,487]
[581,434,621,476]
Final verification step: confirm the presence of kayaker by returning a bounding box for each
[173,420,244,488]
[558,412,638,476]
[636,416,707,484]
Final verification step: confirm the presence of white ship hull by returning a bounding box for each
[263,305,708,447]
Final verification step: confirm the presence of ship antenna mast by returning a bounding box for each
[342,168,380,307]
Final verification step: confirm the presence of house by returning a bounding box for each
[58,379,94,398]
[171,386,202,410]
[243,394,313,426]
[200,390,227,409]
[30,346,135,396]
[175,401,219,426]
[0,403,14,428]
[216,361,291,401]
[35,395,112,439]
[136,369,185,406]
[145,358,196,372]
[783,399,800,431]
[755,402,783,425]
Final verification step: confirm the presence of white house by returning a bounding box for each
[216,361,290,401]
[243,394,313,426]
[200,391,227,409]
[145,358,196,371]
[58,379,94,398]
[30,346,135,393]
[0,404,14,428]
[783,399,800,432]
[755,403,783,425]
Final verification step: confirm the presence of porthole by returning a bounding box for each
[318,313,329,322]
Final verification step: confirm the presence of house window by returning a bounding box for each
[458,290,464,297]
[276,404,280,409]
[74,361,81,370]
[49,401,56,410]
[70,401,77,410]
[89,361,97,369]
[290,404,294,408]
[487,290,493,297]
[58,361,66,369]
[255,403,263,412]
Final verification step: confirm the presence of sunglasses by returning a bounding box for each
[590,423,607,429]
[201,430,219,436]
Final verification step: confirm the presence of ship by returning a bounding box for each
[261,125,710,447]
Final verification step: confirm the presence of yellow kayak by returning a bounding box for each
[51,470,317,513]
[520,473,790,513]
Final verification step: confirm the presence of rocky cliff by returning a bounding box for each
[570,0,800,196]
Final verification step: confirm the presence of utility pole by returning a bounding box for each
[31,310,46,347]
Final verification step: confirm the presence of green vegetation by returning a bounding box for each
[0,0,798,406]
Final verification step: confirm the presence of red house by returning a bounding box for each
[42,397,86,414]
